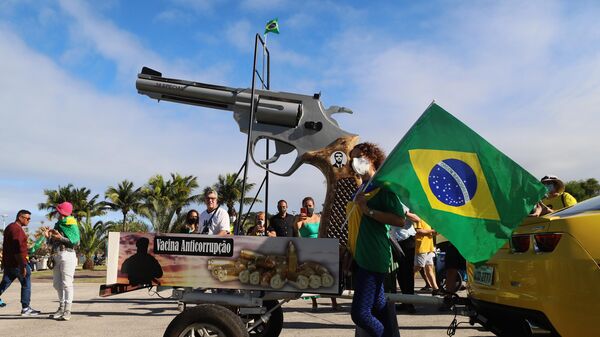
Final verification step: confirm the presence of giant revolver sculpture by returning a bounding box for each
[136,67,360,244]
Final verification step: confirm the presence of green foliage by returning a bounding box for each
[38,184,107,222]
[78,214,110,270]
[105,180,142,232]
[138,173,202,233]
[564,178,600,201]
[212,173,260,217]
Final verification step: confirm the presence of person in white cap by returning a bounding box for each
[41,201,80,321]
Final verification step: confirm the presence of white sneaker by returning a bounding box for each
[60,310,71,321]
[49,305,64,319]
[21,307,41,316]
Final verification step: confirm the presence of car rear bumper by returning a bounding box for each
[470,298,559,336]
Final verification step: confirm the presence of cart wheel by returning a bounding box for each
[163,304,248,337]
[248,300,284,337]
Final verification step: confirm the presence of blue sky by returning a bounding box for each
[1,0,600,230]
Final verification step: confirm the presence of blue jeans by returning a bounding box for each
[0,265,31,309]
[351,265,396,337]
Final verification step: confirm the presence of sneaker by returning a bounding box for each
[49,306,64,319]
[431,288,446,296]
[0,299,6,308]
[60,310,71,321]
[419,285,431,291]
[21,307,41,316]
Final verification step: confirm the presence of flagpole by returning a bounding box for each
[262,32,269,220]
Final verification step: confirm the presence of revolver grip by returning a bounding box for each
[301,135,361,247]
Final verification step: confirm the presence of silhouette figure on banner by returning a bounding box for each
[121,237,163,286]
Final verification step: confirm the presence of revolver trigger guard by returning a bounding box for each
[249,149,304,177]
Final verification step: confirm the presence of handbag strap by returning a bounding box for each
[201,208,220,234]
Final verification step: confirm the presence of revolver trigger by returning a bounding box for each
[325,105,354,116]
[260,153,281,165]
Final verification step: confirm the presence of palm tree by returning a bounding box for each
[213,173,259,217]
[138,174,201,233]
[105,180,142,232]
[38,184,77,220]
[38,185,106,222]
[78,212,111,270]
[72,187,107,223]
[170,173,203,216]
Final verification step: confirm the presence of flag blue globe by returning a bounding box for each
[428,158,477,206]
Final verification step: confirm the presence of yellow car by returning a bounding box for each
[467,196,600,337]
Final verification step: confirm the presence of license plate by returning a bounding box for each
[474,265,494,286]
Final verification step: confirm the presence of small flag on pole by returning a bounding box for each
[264,18,279,35]
[372,103,547,264]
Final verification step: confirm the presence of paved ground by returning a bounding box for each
[0,279,494,337]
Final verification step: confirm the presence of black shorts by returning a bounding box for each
[445,243,466,270]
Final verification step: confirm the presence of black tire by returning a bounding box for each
[164,304,248,337]
[247,300,284,337]
[440,269,462,293]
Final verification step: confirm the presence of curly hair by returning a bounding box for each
[352,142,386,170]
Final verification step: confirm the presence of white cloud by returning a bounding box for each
[0,24,326,223]
[325,1,600,182]
[57,0,163,78]
[154,9,190,23]
[170,0,225,14]
[3,0,600,229]
[240,0,288,11]
[225,20,253,51]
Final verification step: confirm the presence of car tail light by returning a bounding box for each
[534,233,562,252]
[511,235,530,253]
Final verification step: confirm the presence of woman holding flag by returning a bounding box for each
[346,142,405,337]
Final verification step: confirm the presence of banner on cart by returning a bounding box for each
[105,232,340,294]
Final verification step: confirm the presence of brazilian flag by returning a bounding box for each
[373,103,546,263]
[264,18,279,35]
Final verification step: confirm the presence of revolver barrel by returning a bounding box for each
[136,69,302,128]
[136,75,240,111]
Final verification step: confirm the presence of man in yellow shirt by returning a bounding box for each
[414,220,442,296]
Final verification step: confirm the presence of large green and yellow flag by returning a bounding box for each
[373,103,546,264]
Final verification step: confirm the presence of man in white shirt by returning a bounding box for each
[198,189,229,236]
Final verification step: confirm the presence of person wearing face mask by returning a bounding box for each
[346,142,406,337]
[247,212,267,236]
[268,200,297,237]
[295,197,320,238]
[181,209,200,234]
[531,175,577,216]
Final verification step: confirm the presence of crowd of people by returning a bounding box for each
[0,140,577,333]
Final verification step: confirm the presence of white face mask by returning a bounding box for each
[230,216,237,223]
[352,157,371,176]
[257,220,265,226]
